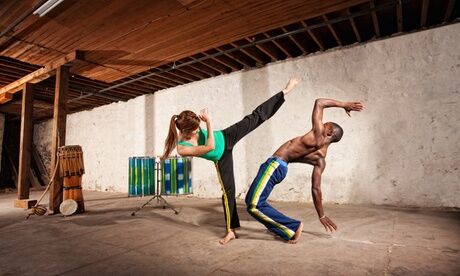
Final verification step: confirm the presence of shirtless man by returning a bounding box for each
[245,97,364,243]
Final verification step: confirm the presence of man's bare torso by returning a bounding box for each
[273,130,328,166]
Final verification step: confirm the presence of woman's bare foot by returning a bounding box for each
[219,230,237,245]
[288,222,304,244]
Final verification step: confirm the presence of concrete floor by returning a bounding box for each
[0,190,459,276]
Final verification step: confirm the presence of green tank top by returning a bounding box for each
[177,129,225,161]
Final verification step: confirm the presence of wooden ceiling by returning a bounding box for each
[0,0,368,82]
[0,0,459,120]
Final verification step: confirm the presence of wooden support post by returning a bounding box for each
[14,83,37,209]
[48,66,69,215]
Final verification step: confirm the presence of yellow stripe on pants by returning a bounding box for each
[215,163,231,232]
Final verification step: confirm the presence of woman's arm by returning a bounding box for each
[177,108,215,157]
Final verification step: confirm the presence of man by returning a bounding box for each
[245,97,364,243]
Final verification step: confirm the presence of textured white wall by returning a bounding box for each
[34,24,460,207]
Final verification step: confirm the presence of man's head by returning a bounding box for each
[324,122,343,143]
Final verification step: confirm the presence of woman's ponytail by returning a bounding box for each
[161,115,178,160]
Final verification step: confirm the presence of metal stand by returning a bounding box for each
[131,161,179,216]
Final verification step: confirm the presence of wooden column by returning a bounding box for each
[48,66,69,214]
[14,83,37,209]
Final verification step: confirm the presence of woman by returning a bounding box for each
[162,77,299,245]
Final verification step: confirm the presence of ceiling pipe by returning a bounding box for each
[0,0,49,41]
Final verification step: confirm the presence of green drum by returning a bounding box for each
[128,157,155,196]
[161,157,192,195]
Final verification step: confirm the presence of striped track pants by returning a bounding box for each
[245,156,301,241]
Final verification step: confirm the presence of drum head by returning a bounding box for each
[60,199,78,216]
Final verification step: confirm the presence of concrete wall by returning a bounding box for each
[34,23,460,207]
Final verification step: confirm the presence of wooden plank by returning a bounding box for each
[2,0,369,82]
[0,92,12,104]
[17,82,34,201]
[396,0,403,33]
[370,0,381,38]
[421,0,429,27]
[281,27,308,55]
[3,144,18,188]
[245,38,277,61]
[189,56,227,74]
[348,9,362,42]
[29,168,43,190]
[444,0,456,22]
[0,51,84,97]
[32,144,50,185]
[48,66,69,215]
[184,62,215,77]
[215,46,252,67]
[14,199,37,209]
[322,14,342,46]
[202,52,240,71]
[262,33,292,58]
[301,21,325,51]
[230,42,264,64]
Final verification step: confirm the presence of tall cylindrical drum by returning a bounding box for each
[59,145,85,213]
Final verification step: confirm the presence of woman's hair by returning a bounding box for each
[161,110,200,160]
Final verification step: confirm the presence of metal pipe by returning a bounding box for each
[0,0,49,40]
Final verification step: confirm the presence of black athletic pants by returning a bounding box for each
[215,91,285,232]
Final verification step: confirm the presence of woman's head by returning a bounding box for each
[175,110,200,138]
[162,110,200,160]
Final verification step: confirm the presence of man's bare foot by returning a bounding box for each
[282,77,300,95]
[288,222,304,244]
[219,230,237,245]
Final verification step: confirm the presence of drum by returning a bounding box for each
[161,157,192,195]
[128,157,155,197]
[58,145,85,177]
[59,145,85,213]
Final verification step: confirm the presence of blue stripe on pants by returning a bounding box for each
[245,157,301,241]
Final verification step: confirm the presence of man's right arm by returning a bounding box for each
[312,99,363,140]
[312,99,344,141]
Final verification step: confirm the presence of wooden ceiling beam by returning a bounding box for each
[182,61,216,77]
[322,15,342,46]
[245,38,277,61]
[201,52,240,71]
[174,67,205,80]
[262,32,292,58]
[230,42,265,65]
[0,92,13,104]
[396,0,403,33]
[421,0,429,27]
[281,27,308,55]
[69,77,140,99]
[0,51,84,99]
[370,1,381,38]
[147,75,181,87]
[347,9,362,42]
[132,78,169,90]
[444,0,456,22]
[301,21,325,51]
[215,46,252,68]
[162,70,195,83]
[189,56,227,75]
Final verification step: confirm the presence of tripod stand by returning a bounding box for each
[131,161,179,216]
